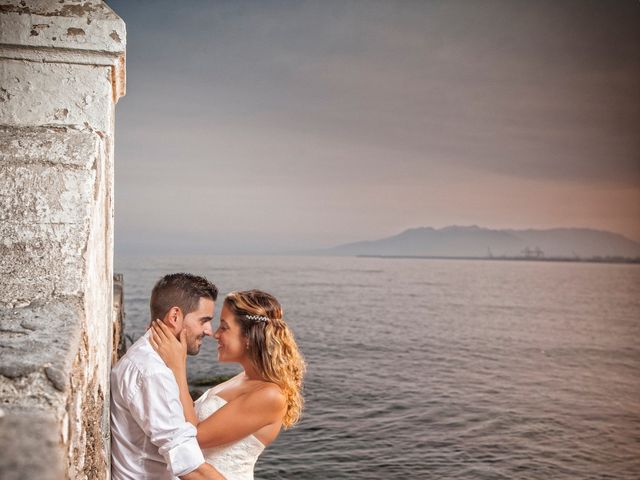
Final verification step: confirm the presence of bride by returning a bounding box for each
[150,289,306,480]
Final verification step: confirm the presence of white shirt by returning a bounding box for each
[111,330,205,479]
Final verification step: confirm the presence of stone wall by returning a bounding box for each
[0,1,125,478]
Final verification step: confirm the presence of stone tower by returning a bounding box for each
[0,1,125,478]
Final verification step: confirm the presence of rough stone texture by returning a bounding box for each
[0,2,125,478]
[0,127,101,306]
[0,0,126,100]
[0,0,125,54]
[0,60,114,132]
[0,299,82,390]
[0,408,64,480]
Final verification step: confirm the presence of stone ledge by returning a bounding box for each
[0,1,126,55]
[0,1,126,101]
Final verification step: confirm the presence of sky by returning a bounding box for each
[108,0,640,254]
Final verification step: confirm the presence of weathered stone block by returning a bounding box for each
[0,127,104,306]
[0,222,87,304]
[0,165,94,223]
[0,298,82,406]
[0,126,100,168]
[0,59,113,131]
[0,1,125,54]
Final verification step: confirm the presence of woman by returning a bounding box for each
[150,289,305,480]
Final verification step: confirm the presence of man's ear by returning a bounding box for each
[162,306,184,333]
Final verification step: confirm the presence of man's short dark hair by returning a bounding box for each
[150,273,218,321]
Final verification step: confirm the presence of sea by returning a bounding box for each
[114,255,640,479]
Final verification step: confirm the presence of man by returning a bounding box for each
[111,273,225,480]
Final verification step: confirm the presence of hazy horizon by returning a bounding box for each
[109,0,640,255]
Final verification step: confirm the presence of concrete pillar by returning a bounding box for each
[0,1,125,478]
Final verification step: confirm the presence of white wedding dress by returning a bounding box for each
[194,385,266,480]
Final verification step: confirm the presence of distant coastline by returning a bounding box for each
[323,226,640,260]
[357,254,640,265]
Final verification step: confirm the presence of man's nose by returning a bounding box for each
[203,321,213,336]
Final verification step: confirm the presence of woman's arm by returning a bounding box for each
[196,385,286,449]
[149,320,198,426]
[150,320,286,448]
[181,462,225,480]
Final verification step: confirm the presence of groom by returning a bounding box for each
[111,273,225,480]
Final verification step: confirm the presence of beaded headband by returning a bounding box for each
[245,314,269,323]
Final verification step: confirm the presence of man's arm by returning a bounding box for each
[128,369,221,478]
[181,463,225,480]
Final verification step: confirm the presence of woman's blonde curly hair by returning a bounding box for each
[224,290,306,428]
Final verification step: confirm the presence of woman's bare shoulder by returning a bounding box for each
[248,382,286,411]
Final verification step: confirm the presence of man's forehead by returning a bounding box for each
[197,297,215,312]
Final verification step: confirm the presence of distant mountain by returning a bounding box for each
[322,226,640,258]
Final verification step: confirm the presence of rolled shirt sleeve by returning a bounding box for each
[127,369,205,477]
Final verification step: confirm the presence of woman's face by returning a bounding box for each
[214,303,246,362]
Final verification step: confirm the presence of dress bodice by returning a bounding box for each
[194,387,265,480]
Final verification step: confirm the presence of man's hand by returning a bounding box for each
[150,319,188,374]
[180,462,225,480]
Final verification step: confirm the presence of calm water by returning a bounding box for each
[115,255,640,479]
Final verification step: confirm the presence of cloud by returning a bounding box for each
[110,0,640,250]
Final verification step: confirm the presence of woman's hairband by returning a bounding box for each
[245,314,269,323]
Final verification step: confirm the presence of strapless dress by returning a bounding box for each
[194,387,266,480]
